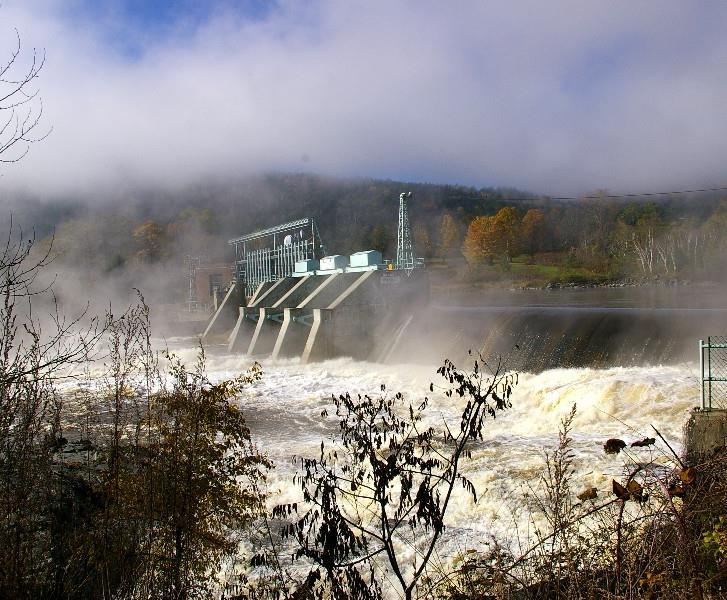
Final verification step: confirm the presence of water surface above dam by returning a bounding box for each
[387,285,727,370]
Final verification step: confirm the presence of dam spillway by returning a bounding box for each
[201,284,727,369]
[202,269,429,363]
[386,302,727,371]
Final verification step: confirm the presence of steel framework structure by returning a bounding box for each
[700,337,727,410]
[396,192,415,274]
[229,218,324,297]
[185,255,200,312]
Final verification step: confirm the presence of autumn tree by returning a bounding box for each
[365,224,391,256]
[413,222,433,258]
[521,208,548,256]
[462,207,521,266]
[136,351,270,599]
[438,212,461,257]
[580,191,620,259]
[41,300,269,600]
[462,215,496,265]
[133,219,166,263]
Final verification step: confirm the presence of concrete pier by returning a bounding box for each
[684,408,727,460]
[222,270,427,362]
[247,307,284,356]
[271,308,313,359]
[227,307,259,352]
[202,282,241,339]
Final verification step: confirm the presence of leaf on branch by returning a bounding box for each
[626,479,645,502]
[612,480,630,500]
[678,466,696,484]
[612,479,646,502]
[668,483,686,498]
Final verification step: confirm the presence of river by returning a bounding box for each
[165,285,724,582]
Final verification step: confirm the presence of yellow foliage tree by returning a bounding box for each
[438,213,461,257]
[132,220,165,263]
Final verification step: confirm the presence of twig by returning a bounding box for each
[652,425,685,468]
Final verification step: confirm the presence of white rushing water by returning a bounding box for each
[168,341,699,567]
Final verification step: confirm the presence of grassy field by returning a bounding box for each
[428,253,623,291]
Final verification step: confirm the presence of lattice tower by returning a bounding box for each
[396,191,415,274]
[185,255,200,312]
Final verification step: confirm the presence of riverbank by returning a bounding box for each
[427,254,727,296]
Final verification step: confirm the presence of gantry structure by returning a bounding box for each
[228,218,325,297]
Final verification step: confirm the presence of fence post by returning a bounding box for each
[708,336,713,411]
[700,339,705,410]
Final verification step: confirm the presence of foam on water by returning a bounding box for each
[183,343,699,561]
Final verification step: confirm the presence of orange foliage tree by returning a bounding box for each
[462,207,521,265]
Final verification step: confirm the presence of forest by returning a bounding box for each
[5,173,727,311]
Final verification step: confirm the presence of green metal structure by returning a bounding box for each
[700,337,727,410]
[228,218,325,297]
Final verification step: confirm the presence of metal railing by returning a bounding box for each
[700,336,727,410]
[229,217,324,297]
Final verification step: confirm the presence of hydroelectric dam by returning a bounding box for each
[182,192,727,371]
[196,192,428,363]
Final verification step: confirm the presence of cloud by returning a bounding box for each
[0,0,726,197]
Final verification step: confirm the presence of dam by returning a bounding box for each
[185,190,727,371]
[199,192,427,362]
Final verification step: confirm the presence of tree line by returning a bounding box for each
[10,176,726,298]
[455,194,727,282]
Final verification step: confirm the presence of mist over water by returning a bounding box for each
[390,286,727,370]
[149,285,723,589]
[167,294,704,563]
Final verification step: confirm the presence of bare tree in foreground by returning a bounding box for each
[0,28,49,163]
[0,225,103,597]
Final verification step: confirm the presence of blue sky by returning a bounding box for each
[2,1,727,197]
[61,0,275,58]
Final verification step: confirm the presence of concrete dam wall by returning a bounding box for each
[385,304,727,371]
[203,274,726,370]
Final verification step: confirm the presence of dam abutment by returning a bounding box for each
[685,409,727,461]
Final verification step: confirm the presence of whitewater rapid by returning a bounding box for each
[169,342,699,563]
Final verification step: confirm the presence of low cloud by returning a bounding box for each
[1,0,726,197]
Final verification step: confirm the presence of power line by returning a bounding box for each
[483,185,727,203]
